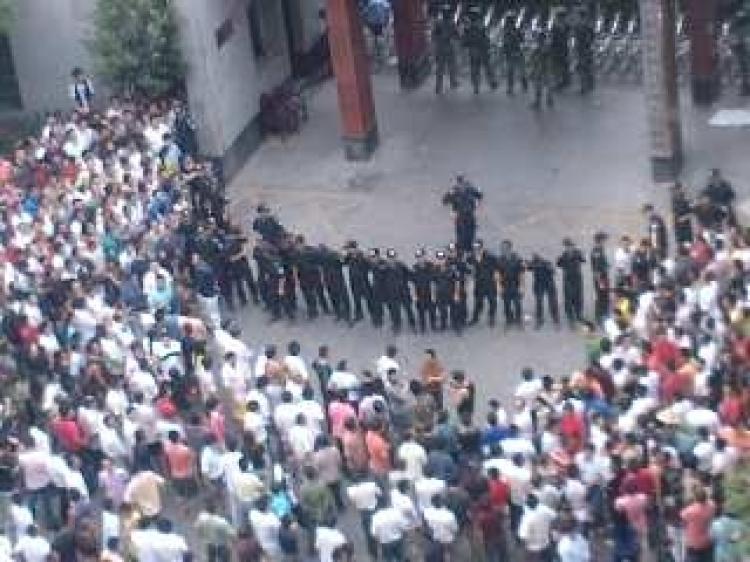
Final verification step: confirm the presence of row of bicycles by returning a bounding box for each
[357,0,750,93]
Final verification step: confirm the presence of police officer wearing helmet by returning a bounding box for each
[412,248,437,333]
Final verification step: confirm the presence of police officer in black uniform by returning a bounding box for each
[469,239,499,326]
[383,249,416,333]
[448,250,468,334]
[369,248,388,328]
[434,250,453,331]
[442,175,483,257]
[463,6,498,94]
[643,204,668,261]
[590,231,610,325]
[293,235,329,320]
[526,252,559,328]
[497,239,525,328]
[412,248,437,333]
[225,226,260,309]
[503,11,527,95]
[556,238,585,327]
[433,6,460,94]
[252,204,285,245]
[319,244,351,323]
[344,241,374,324]
[671,182,693,245]
[573,7,595,94]
[253,239,275,310]
[550,10,571,90]
[266,250,292,322]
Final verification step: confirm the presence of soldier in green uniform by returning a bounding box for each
[433,7,460,94]
[463,7,498,94]
[528,30,554,109]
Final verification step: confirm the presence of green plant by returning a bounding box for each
[88,0,185,96]
[723,461,750,555]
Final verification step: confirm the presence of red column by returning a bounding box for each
[326,0,379,160]
[392,0,431,89]
[687,0,719,104]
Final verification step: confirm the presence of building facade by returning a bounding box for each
[1,0,324,177]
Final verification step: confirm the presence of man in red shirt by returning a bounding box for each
[471,495,507,562]
[50,404,88,453]
[560,402,585,454]
[487,467,510,511]
[163,430,196,497]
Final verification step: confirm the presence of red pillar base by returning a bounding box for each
[327,0,379,160]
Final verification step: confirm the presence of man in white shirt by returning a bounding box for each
[414,468,447,513]
[13,525,50,562]
[370,496,409,562]
[423,495,458,558]
[397,433,427,481]
[376,346,400,382]
[248,496,282,556]
[315,520,348,562]
[557,523,591,562]
[518,494,556,560]
[347,479,382,557]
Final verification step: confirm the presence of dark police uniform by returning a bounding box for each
[528,31,554,109]
[226,232,260,308]
[344,242,374,323]
[647,210,669,261]
[590,237,610,325]
[502,13,527,95]
[573,13,595,93]
[671,186,693,245]
[463,9,498,94]
[252,206,285,246]
[497,247,524,327]
[434,252,453,331]
[556,240,585,325]
[442,178,483,256]
[433,10,460,94]
[550,15,571,90]
[369,249,388,327]
[449,257,468,334]
[526,254,559,327]
[384,250,416,333]
[294,241,329,320]
[412,250,438,332]
[469,245,499,325]
[319,246,351,322]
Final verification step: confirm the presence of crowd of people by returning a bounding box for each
[0,82,747,562]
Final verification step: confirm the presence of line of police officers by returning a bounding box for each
[430,2,596,107]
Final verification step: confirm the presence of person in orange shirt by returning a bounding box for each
[680,487,716,562]
[163,430,196,497]
[420,348,445,409]
[365,422,392,477]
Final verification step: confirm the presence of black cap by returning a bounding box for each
[563,237,573,247]
[593,231,608,242]
[256,203,269,214]
[344,240,358,250]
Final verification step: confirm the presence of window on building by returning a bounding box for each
[0,35,21,110]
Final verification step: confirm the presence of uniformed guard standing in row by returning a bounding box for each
[343,241,374,323]
[253,238,275,313]
[464,7,498,94]
[502,12,527,95]
[294,235,329,320]
[529,31,554,110]
[412,248,438,332]
[434,250,454,331]
[557,238,585,326]
[527,253,559,328]
[225,226,260,309]
[550,9,571,90]
[590,231,610,325]
[252,204,285,246]
[469,240,498,326]
[433,7,460,94]
[320,245,351,323]
[498,239,524,328]
[369,248,388,327]
[442,175,483,257]
[573,8,595,94]
[384,249,417,333]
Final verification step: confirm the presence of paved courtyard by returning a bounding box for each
[226,70,750,401]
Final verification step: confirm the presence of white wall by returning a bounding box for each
[10,0,97,112]
[174,0,290,157]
